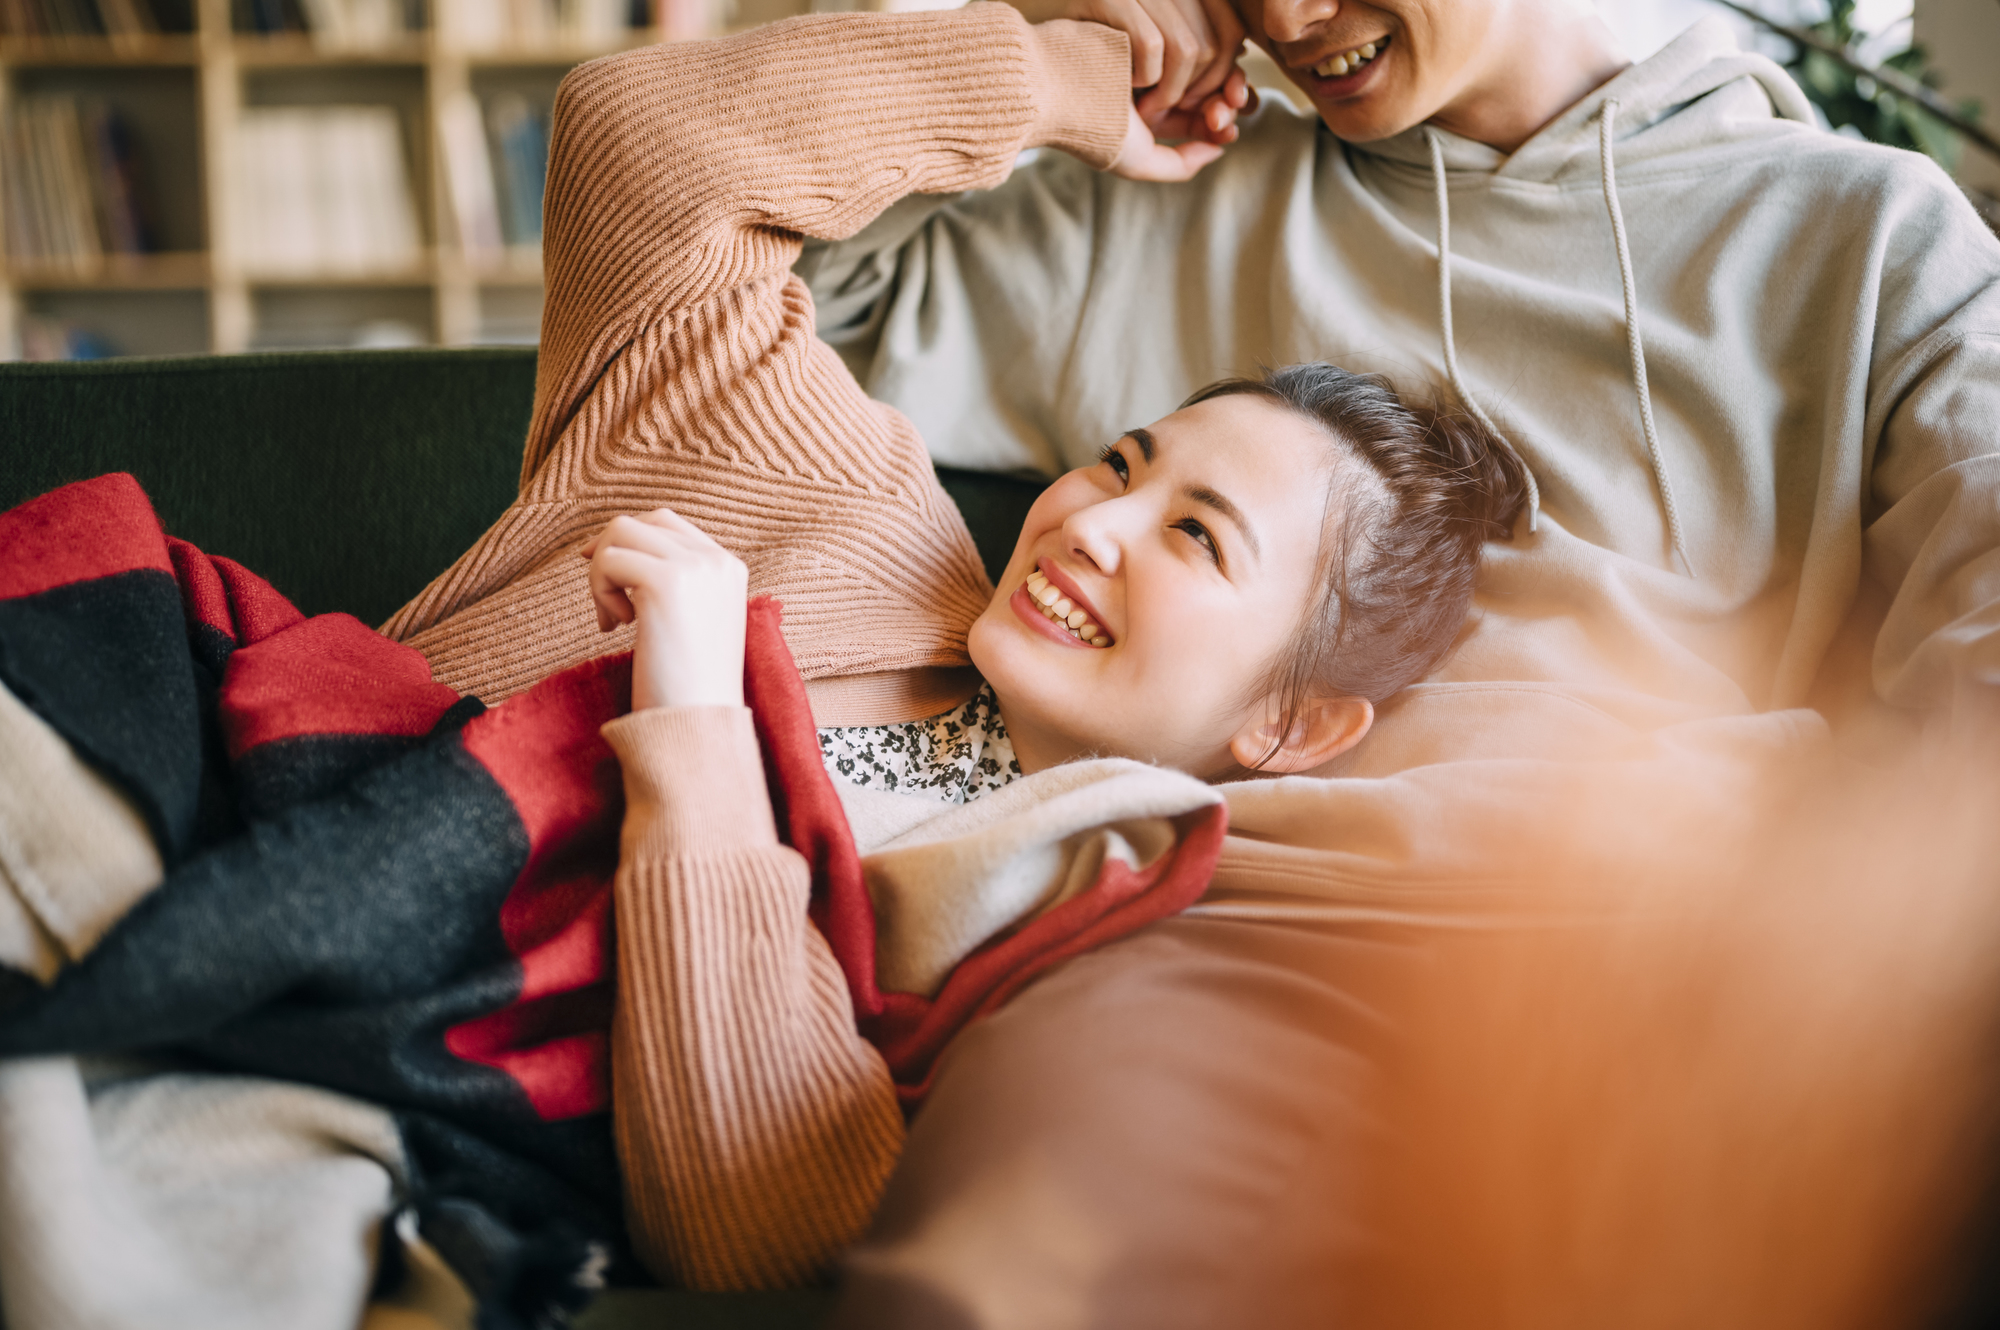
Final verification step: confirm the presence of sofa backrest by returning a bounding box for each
[2,349,535,627]
[1,350,1043,628]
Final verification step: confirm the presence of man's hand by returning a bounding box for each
[1011,0,1245,128]
[1108,66,1251,181]
[583,509,748,712]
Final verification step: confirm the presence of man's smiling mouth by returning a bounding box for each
[1307,34,1390,79]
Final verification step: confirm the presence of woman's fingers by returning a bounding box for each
[1144,91,1237,148]
[1101,0,1166,90]
[1175,0,1244,108]
[588,543,655,632]
[1014,0,1244,157]
[1130,0,1220,122]
[1137,4,1201,117]
[1110,105,1226,180]
[1078,0,1220,122]
[583,508,737,632]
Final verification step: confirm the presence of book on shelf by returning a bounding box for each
[486,92,547,248]
[438,90,502,261]
[0,0,192,36]
[435,0,637,50]
[437,88,547,265]
[2,95,161,268]
[234,105,423,274]
[17,313,121,359]
[229,0,420,43]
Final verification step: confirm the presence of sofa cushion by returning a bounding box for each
[829,915,1402,1329]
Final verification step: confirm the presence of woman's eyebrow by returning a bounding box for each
[1124,427,1260,561]
[1184,484,1261,562]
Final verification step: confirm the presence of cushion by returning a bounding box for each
[828,915,1403,1328]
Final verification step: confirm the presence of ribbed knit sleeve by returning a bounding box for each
[525,7,1128,490]
[382,9,1130,711]
[602,705,905,1290]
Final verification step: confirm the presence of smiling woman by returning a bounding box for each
[370,3,1533,1299]
[968,365,1527,779]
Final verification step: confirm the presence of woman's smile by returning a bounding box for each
[1012,561,1114,648]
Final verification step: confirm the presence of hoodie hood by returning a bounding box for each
[1347,17,1820,574]
[1360,16,1818,182]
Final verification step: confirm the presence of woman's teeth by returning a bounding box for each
[1026,571,1110,648]
[1313,38,1383,78]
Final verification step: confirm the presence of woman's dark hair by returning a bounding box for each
[1182,364,1529,763]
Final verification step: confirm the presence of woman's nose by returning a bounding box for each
[1062,497,1126,578]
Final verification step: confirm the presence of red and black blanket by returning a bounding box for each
[0,473,1222,1319]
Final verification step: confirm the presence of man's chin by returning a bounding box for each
[1313,100,1428,144]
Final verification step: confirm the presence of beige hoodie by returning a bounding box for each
[801,16,2000,760]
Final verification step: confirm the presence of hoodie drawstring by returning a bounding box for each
[1424,114,1694,575]
[1599,98,1693,577]
[1425,126,1540,533]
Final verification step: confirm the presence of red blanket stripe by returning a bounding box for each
[445,654,631,1121]
[166,537,304,647]
[743,599,884,1021]
[0,472,174,601]
[219,614,464,758]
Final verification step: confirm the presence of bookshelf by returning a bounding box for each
[0,0,848,357]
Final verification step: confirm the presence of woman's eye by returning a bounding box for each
[1175,518,1220,565]
[1098,446,1129,485]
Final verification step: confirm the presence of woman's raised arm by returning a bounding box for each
[520,6,1131,488]
[382,9,1129,694]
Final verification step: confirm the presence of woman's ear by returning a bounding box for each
[1228,694,1374,774]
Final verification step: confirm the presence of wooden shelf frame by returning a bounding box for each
[0,0,788,356]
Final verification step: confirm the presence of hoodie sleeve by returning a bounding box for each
[1857,192,2000,720]
[793,130,1122,479]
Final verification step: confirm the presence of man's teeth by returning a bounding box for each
[1026,571,1110,647]
[1313,39,1381,78]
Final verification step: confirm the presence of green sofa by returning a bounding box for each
[0,348,1044,628]
[0,348,1049,1330]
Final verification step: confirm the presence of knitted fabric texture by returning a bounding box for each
[380,7,1128,721]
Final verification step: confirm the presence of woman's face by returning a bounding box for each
[968,394,1347,779]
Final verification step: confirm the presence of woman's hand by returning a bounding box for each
[1010,0,1246,129]
[584,509,748,712]
[1108,66,1252,181]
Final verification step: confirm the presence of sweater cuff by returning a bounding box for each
[603,706,780,860]
[1023,18,1130,169]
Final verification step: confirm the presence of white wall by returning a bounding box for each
[1600,0,1747,59]
[1596,0,1915,63]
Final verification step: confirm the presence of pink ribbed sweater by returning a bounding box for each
[381,8,1129,1291]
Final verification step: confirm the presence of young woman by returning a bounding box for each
[381,3,1524,1293]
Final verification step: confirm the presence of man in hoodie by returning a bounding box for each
[803,0,2000,1324]
[803,0,1999,733]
